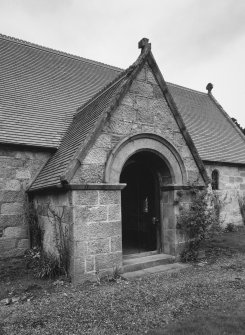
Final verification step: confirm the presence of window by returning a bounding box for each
[211,170,219,190]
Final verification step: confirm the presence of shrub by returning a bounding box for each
[25,247,64,279]
[238,195,245,225]
[225,223,238,233]
[177,187,222,262]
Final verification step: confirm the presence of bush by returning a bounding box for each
[225,223,238,233]
[177,187,222,262]
[238,195,245,225]
[25,247,65,279]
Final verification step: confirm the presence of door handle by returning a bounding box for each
[152,217,159,225]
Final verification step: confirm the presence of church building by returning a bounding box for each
[1,34,245,282]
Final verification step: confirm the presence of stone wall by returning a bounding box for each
[71,189,122,283]
[0,146,50,259]
[71,63,204,186]
[34,191,73,256]
[205,164,245,226]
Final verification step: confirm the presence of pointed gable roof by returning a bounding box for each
[29,39,208,191]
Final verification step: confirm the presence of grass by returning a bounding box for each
[0,227,245,335]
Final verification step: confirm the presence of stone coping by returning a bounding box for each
[28,183,127,193]
[66,184,127,190]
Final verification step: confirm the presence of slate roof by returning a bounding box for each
[0,34,121,148]
[168,84,245,164]
[30,73,128,190]
[1,33,245,176]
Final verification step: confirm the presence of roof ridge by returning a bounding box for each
[0,33,123,72]
[167,81,207,96]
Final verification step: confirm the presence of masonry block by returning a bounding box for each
[0,191,25,203]
[84,221,121,240]
[83,148,107,165]
[121,94,134,107]
[113,105,136,122]
[108,204,121,221]
[138,108,154,124]
[85,255,95,272]
[110,235,122,252]
[87,238,110,255]
[99,191,120,205]
[135,96,148,111]
[0,214,24,228]
[16,169,31,179]
[95,252,122,271]
[95,134,112,149]
[5,180,21,191]
[107,118,133,135]
[17,239,29,249]
[76,206,107,224]
[129,80,153,98]
[3,226,28,239]
[73,164,104,183]
[0,238,16,251]
[0,168,16,179]
[73,191,98,206]
[1,202,24,215]
[73,241,86,257]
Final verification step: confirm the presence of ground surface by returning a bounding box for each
[0,228,245,335]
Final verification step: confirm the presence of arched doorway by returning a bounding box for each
[104,133,188,256]
[120,151,172,255]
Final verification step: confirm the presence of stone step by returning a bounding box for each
[122,262,190,279]
[123,250,158,260]
[122,253,175,273]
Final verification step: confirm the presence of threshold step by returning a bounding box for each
[122,263,190,279]
[123,250,158,260]
[123,253,175,273]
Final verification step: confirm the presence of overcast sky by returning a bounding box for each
[1,0,245,126]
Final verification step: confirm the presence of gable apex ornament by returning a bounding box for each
[138,38,150,50]
[206,82,213,94]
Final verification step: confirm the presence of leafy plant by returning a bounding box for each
[177,187,222,262]
[225,223,238,233]
[25,247,63,278]
[238,194,245,225]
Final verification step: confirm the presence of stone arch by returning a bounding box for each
[104,133,187,185]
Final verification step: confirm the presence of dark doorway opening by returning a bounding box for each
[120,151,168,255]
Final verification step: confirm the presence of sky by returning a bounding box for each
[0,0,245,126]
